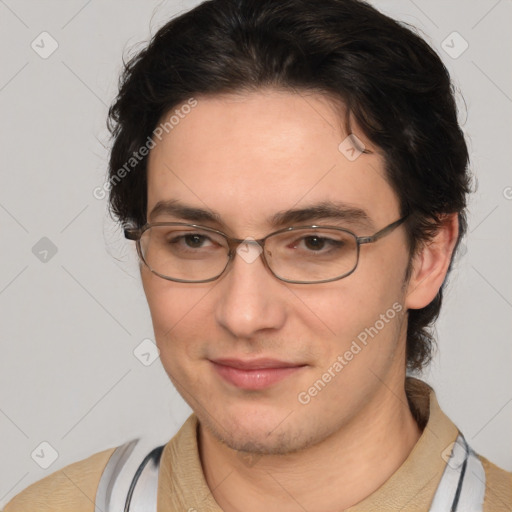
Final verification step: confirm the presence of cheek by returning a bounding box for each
[293,255,407,360]
[141,270,213,357]
[301,275,401,330]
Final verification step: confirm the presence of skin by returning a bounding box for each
[142,89,459,511]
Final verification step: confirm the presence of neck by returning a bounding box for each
[199,379,422,512]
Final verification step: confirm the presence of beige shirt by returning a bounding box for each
[5,378,512,511]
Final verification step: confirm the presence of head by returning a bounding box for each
[107,0,470,454]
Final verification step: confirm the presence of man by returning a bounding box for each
[5,0,511,510]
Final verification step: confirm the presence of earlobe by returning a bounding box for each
[405,214,459,310]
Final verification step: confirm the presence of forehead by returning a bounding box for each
[146,89,399,233]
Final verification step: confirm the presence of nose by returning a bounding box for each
[214,240,287,339]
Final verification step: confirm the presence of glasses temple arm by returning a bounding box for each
[358,215,409,245]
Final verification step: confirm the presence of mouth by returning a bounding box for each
[209,358,307,390]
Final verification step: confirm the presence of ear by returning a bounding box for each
[405,213,459,310]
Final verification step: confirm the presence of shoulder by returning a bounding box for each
[3,446,117,512]
[479,454,512,511]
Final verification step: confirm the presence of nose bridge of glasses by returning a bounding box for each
[226,236,265,252]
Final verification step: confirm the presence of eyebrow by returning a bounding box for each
[148,199,375,231]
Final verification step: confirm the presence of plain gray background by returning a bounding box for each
[0,0,511,506]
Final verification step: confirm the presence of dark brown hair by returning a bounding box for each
[107,0,471,371]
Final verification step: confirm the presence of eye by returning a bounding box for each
[292,235,345,252]
[302,236,328,251]
[175,234,212,248]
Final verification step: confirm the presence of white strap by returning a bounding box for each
[95,439,138,512]
[124,446,163,511]
[429,434,486,511]
[95,439,163,512]
[455,442,486,511]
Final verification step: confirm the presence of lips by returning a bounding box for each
[212,358,303,370]
[210,358,307,390]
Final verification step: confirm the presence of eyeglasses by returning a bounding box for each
[124,215,409,284]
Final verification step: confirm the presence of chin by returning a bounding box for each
[199,404,319,456]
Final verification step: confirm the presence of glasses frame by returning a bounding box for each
[124,214,409,284]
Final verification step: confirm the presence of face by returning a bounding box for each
[142,89,412,455]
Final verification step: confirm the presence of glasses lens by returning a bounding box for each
[140,225,229,282]
[265,227,358,282]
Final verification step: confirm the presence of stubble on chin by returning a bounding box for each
[197,409,323,457]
